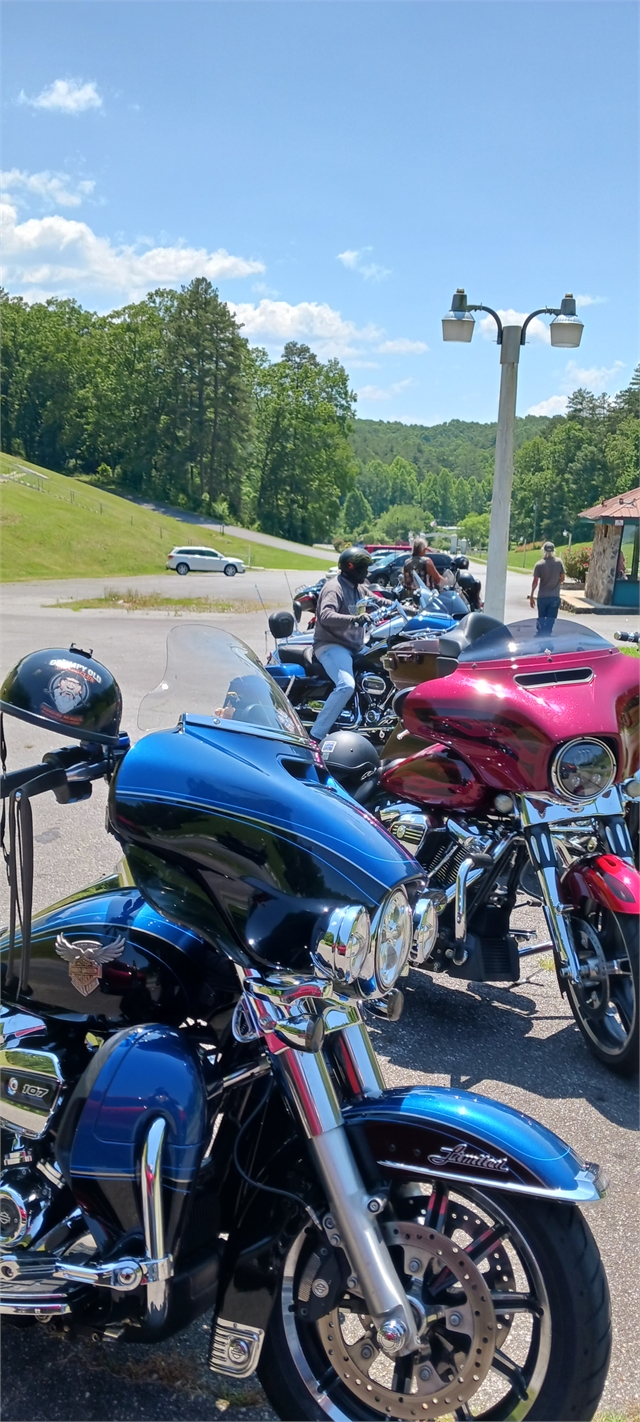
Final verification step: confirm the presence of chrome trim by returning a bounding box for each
[520,786,624,826]
[275,1046,420,1356]
[312,905,371,986]
[221,1061,270,1092]
[0,1008,47,1047]
[454,856,476,942]
[411,896,438,965]
[0,1185,29,1246]
[210,1318,265,1378]
[141,1117,172,1328]
[0,1046,64,1139]
[332,1022,385,1099]
[376,1159,608,1204]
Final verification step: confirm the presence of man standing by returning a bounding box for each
[530,541,565,634]
[311,545,372,742]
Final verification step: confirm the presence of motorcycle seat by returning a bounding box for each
[279,644,327,676]
[438,612,508,661]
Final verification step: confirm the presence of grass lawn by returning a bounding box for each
[470,542,592,573]
[0,453,332,580]
[618,643,640,657]
[49,588,279,614]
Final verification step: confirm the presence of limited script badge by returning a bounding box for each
[55,934,126,996]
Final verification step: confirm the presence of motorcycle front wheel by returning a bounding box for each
[258,1176,610,1421]
[564,909,638,1074]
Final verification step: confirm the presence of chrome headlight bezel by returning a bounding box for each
[411,895,439,965]
[550,737,617,804]
[312,905,371,985]
[362,886,413,994]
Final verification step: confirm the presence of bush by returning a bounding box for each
[564,544,592,582]
[459,512,490,547]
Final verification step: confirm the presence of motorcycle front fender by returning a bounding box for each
[344,1085,607,1205]
[212,1081,606,1343]
[561,852,640,915]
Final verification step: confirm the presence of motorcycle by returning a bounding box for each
[0,626,612,1420]
[322,611,640,1075]
[267,584,469,743]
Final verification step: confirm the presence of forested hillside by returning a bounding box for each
[1,283,637,549]
[350,414,554,483]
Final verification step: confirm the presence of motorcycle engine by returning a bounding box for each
[1,1006,74,1252]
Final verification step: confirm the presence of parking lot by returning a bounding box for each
[1,566,638,1421]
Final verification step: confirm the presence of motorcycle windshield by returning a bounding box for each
[459,617,612,662]
[138,624,307,743]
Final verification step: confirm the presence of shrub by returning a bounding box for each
[565,544,592,582]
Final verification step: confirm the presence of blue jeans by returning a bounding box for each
[312,644,356,740]
[536,597,561,635]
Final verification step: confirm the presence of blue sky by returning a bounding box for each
[2,1,637,424]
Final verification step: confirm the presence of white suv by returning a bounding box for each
[166,546,245,577]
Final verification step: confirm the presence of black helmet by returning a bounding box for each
[338,546,372,585]
[0,645,122,747]
[321,730,379,792]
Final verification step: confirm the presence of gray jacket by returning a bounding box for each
[313,575,368,653]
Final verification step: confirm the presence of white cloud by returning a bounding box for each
[1,168,95,209]
[526,395,569,417]
[377,337,428,355]
[480,309,549,344]
[575,294,606,309]
[19,79,103,113]
[357,378,414,402]
[230,298,382,358]
[561,359,625,393]
[337,247,391,282]
[0,199,264,301]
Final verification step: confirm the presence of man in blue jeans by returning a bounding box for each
[311,545,372,743]
[530,541,565,634]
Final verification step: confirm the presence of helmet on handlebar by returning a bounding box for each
[0,645,123,746]
[338,546,373,586]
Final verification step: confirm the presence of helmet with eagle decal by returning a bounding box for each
[0,645,123,746]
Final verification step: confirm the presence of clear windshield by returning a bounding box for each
[138,624,307,741]
[458,617,612,663]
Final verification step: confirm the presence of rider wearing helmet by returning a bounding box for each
[311,546,372,742]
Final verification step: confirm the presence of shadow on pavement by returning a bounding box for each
[371,967,638,1132]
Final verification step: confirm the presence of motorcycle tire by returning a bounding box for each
[258,1181,611,1422]
[564,911,638,1075]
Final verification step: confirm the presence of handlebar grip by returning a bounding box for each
[0,762,51,799]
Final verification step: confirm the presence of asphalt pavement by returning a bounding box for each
[0,568,639,1421]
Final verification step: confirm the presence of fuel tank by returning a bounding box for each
[381,741,489,811]
[0,867,239,1026]
[109,720,422,972]
[400,645,638,795]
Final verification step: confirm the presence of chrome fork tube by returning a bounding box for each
[525,825,582,979]
[275,1040,420,1354]
[141,1117,168,1328]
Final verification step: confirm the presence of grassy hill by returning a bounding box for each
[0,454,332,581]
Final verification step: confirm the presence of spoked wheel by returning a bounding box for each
[259,1176,610,1420]
[564,910,638,1074]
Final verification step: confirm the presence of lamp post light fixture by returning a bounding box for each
[442,290,584,620]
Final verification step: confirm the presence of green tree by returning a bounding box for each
[459,512,490,547]
[357,459,392,516]
[374,503,424,542]
[343,487,373,535]
[255,342,356,542]
[388,456,419,507]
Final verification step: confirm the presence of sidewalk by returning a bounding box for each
[560,586,640,616]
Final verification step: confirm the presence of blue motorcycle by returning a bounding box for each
[0,627,610,1420]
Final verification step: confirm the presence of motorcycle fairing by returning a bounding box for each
[402,647,638,793]
[55,1023,210,1252]
[562,852,640,915]
[110,722,423,967]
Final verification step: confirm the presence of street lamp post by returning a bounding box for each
[442,289,584,621]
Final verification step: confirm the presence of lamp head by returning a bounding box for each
[550,294,584,349]
[442,288,475,343]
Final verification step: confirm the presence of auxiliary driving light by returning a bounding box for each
[411,896,439,966]
[313,905,371,984]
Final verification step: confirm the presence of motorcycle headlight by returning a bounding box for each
[412,895,439,965]
[373,888,413,991]
[550,738,617,803]
[313,905,371,984]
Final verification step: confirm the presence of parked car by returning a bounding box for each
[367,547,454,585]
[166,546,245,576]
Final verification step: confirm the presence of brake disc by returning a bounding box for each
[316,1219,496,1419]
